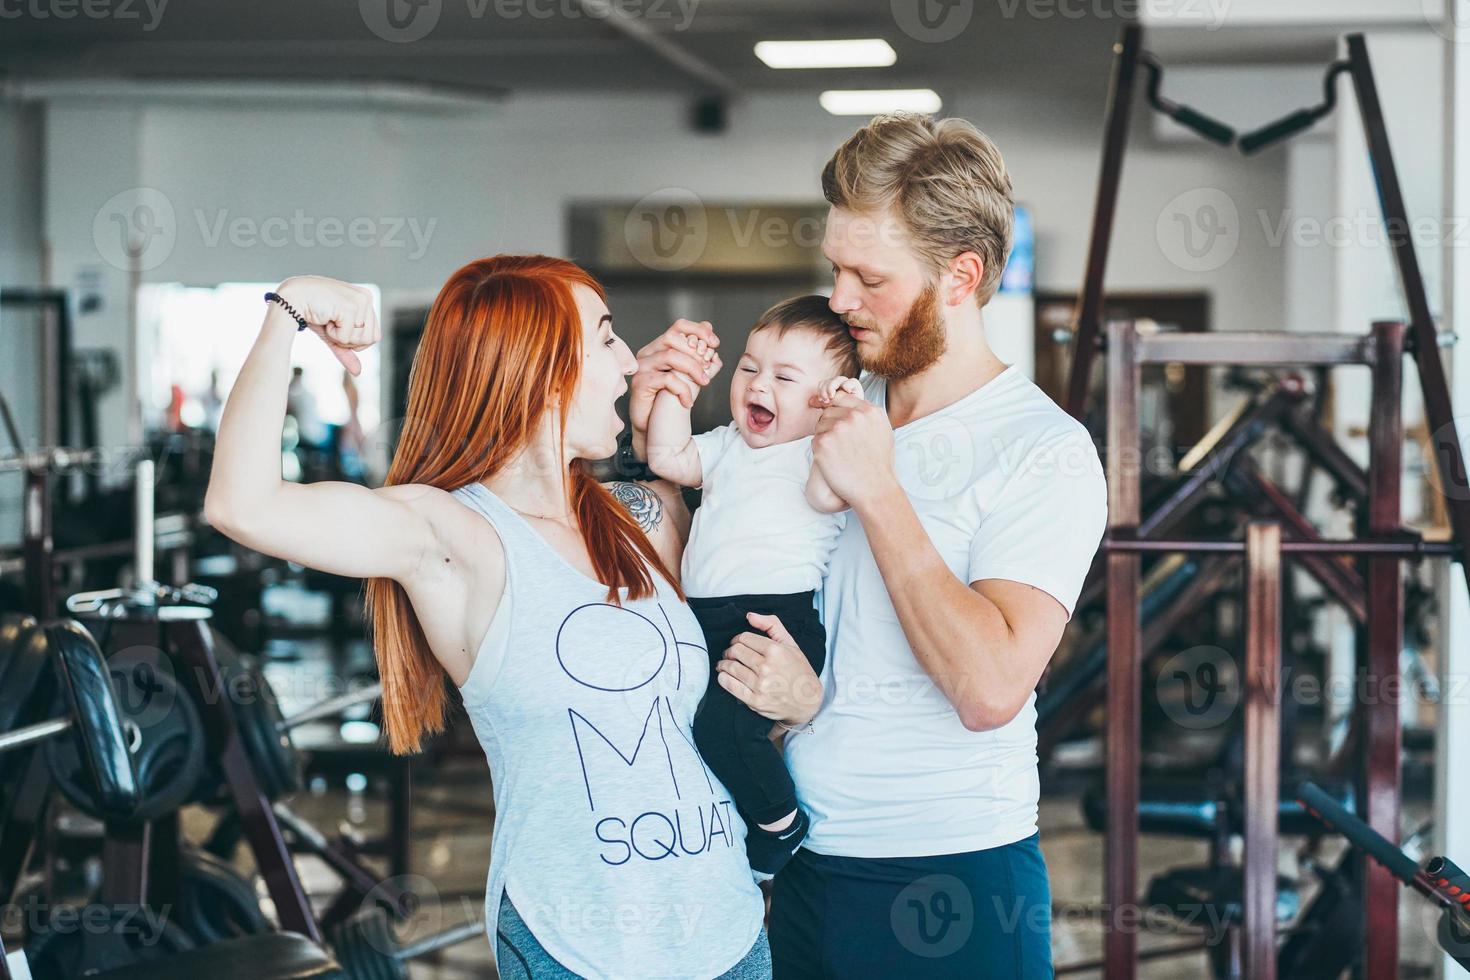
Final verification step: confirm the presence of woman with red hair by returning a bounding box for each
[206,256,816,978]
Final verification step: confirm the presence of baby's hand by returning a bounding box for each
[815,376,862,407]
[683,331,721,380]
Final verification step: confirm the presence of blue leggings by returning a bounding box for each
[768,834,1052,979]
[495,891,772,979]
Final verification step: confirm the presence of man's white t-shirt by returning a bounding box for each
[786,366,1108,857]
[681,423,846,599]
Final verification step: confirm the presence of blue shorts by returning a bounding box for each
[495,891,772,979]
[768,834,1052,979]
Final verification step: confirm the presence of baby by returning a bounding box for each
[647,294,861,880]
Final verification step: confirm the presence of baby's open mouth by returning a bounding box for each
[746,404,775,433]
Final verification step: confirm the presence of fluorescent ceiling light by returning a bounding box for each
[754,39,897,69]
[819,89,941,116]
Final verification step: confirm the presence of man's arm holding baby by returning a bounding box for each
[809,392,1077,733]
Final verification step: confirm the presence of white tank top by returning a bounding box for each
[449,482,765,980]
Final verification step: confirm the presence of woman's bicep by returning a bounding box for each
[207,480,439,583]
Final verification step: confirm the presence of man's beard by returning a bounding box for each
[855,282,946,381]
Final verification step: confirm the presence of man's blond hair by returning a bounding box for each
[821,112,1015,306]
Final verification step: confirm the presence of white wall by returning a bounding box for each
[28,82,1289,455]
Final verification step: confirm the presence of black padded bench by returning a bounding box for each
[89,933,342,980]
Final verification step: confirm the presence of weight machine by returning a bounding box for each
[1064,26,1470,978]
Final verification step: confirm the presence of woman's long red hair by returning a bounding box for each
[365,255,683,754]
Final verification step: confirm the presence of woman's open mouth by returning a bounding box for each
[746,404,775,434]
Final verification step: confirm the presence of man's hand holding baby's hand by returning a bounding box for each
[812,387,898,512]
[812,375,863,408]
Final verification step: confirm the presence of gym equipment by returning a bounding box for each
[0,614,50,758]
[1093,318,1459,979]
[221,653,383,803]
[1297,781,1470,972]
[45,643,206,822]
[214,654,304,802]
[0,391,189,619]
[331,906,485,980]
[23,904,197,978]
[0,613,206,823]
[174,847,273,946]
[0,613,356,980]
[1138,52,1235,146]
[4,928,344,980]
[63,581,411,945]
[1063,25,1470,979]
[0,620,142,819]
[1238,61,1350,155]
[1039,377,1386,766]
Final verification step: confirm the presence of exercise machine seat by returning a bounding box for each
[89,933,343,980]
[1145,865,1301,928]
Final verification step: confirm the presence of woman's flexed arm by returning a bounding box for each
[204,276,436,584]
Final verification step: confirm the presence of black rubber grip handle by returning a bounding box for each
[1296,781,1420,884]
[1171,106,1236,146]
[1239,109,1321,155]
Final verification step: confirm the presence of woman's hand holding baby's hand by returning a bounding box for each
[812,375,862,408]
[681,329,721,382]
[629,319,723,439]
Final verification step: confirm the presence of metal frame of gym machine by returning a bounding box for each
[1035,377,1380,764]
[1065,27,1470,979]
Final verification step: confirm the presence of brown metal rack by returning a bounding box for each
[1066,25,1470,980]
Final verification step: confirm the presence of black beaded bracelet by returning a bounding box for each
[615,430,659,482]
[264,291,309,331]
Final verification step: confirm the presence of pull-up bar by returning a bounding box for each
[1239,61,1352,154]
[1139,52,1236,146]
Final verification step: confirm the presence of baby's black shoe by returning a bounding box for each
[746,808,810,882]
